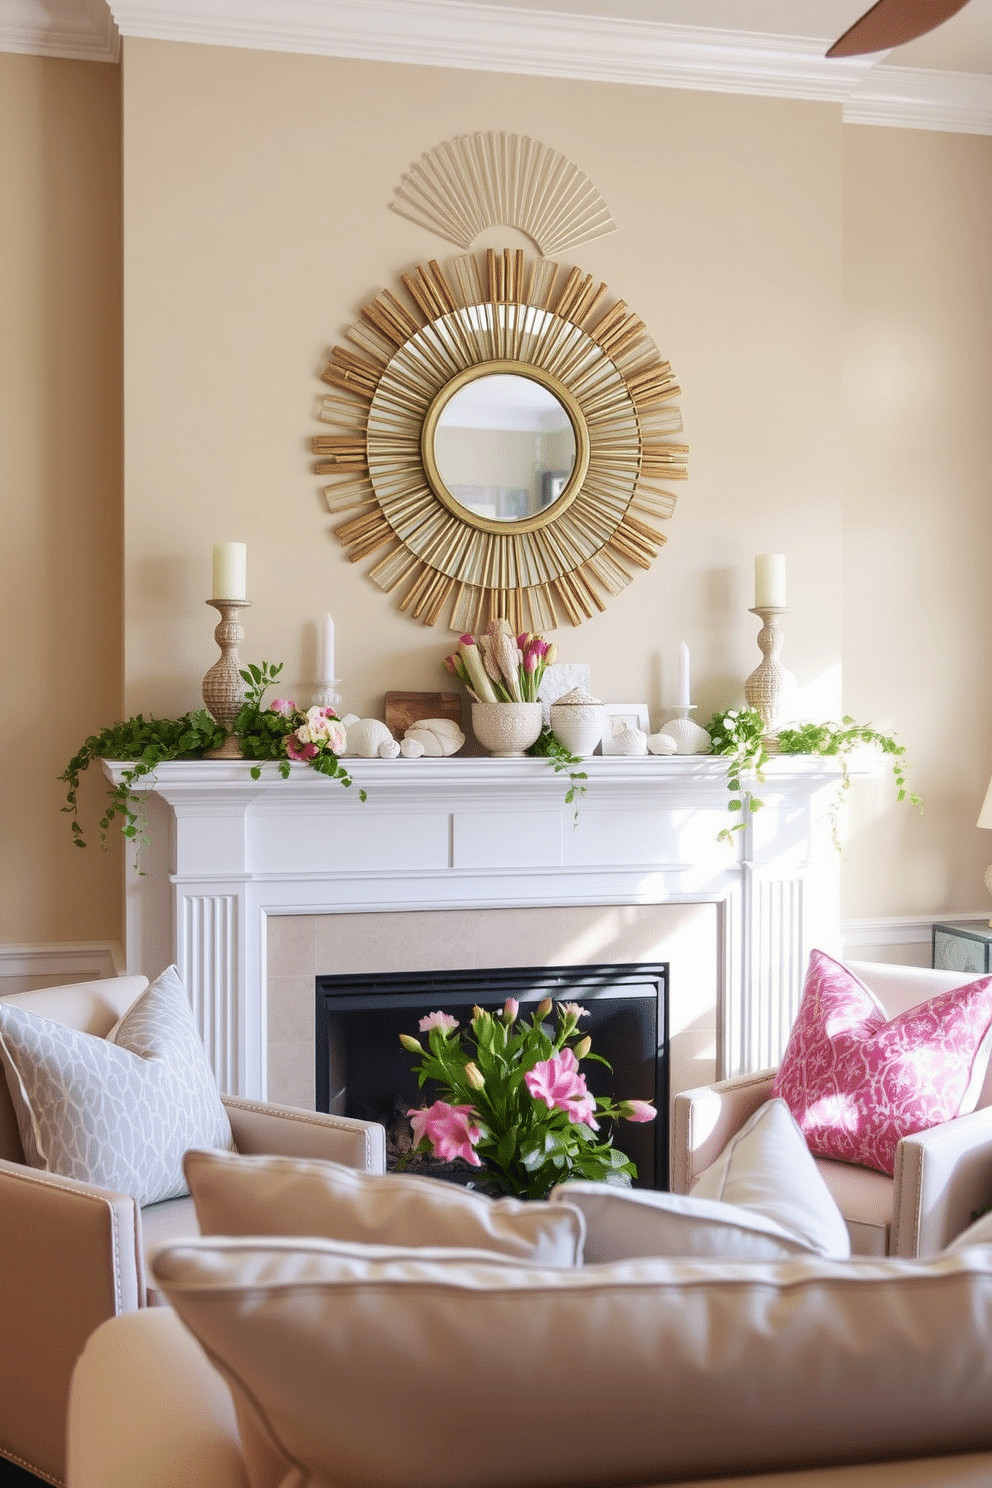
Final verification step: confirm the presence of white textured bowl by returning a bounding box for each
[471,701,543,757]
[549,701,607,758]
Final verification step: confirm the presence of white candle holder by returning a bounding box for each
[311,681,342,710]
[202,598,250,758]
[744,606,796,734]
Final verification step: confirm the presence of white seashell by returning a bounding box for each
[662,718,713,756]
[613,726,648,756]
[346,717,394,758]
[400,737,425,759]
[647,732,678,756]
[340,713,360,728]
[378,739,401,759]
[404,717,465,757]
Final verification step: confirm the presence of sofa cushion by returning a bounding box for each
[0,965,233,1205]
[772,950,992,1176]
[687,1097,851,1258]
[184,1146,585,1265]
[549,1181,837,1263]
[150,1235,992,1488]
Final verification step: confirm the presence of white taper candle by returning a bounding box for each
[320,613,336,684]
[677,641,691,708]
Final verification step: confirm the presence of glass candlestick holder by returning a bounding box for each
[311,682,342,710]
[202,598,250,758]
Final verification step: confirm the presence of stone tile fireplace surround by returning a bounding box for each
[108,754,846,1112]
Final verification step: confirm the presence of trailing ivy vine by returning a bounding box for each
[706,708,922,849]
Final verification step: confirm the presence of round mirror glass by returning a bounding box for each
[431,372,577,524]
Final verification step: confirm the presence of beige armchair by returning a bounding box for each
[672,961,992,1259]
[0,975,386,1487]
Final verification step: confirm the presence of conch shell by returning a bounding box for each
[345,717,394,758]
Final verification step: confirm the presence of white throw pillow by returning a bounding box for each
[550,1182,827,1261]
[0,965,233,1205]
[944,1209,992,1252]
[184,1147,585,1266]
[689,1097,851,1258]
[150,1235,992,1488]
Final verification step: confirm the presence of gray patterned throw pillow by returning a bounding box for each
[0,965,234,1206]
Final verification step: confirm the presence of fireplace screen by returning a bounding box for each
[315,963,668,1190]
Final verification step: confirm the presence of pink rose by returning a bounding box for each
[408,1100,482,1166]
[285,733,317,762]
[524,1049,599,1129]
[618,1100,657,1124]
[269,699,297,717]
[419,1010,458,1036]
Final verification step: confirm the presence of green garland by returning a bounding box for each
[706,708,922,848]
[60,661,361,863]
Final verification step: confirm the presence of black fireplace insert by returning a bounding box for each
[315,962,669,1190]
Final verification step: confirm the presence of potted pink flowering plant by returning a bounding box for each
[400,998,656,1199]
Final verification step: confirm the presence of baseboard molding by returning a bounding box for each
[0,941,125,995]
[841,913,989,965]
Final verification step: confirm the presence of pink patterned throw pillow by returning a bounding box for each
[771,950,992,1175]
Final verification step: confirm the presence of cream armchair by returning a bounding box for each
[0,975,386,1487]
[672,961,992,1258]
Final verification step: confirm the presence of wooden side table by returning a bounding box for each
[932,920,992,974]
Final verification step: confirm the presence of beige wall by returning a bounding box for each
[119,40,843,727]
[0,54,123,948]
[842,125,992,918]
[4,36,992,953]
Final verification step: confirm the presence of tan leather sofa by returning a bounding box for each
[0,976,385,1486]
[671,961,992,1257]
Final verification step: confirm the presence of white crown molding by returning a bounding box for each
[6,0,992,136]
[108,0,875,101]
[0,0,119,61]
[846,62,992,134]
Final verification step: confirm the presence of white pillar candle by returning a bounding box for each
[677,641,691,708]
[754,553,786,608]
[320,613,336,684]
[212,542,247,601]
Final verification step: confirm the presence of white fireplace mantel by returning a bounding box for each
[106,754,852,1100]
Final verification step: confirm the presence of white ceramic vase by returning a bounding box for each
[549,699,607,758]
[472,701,543,757]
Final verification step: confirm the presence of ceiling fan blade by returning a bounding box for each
[827,0,970,57]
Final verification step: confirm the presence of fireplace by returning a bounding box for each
[108,753,850,1108]
[315,962,669,1190]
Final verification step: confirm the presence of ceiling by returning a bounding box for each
[4,0,992,133]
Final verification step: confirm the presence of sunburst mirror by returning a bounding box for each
[314,249,687,632]
[313,135,686,632]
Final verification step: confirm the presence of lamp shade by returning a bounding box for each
[977,774,992,829]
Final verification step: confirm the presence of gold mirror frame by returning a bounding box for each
[314,247,687,631]
[420,360,590,536]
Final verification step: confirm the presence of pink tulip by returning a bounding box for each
[525,1049,599,1129]
[502,997,519,1023]
[408,1101,482,1166]
[269,699,297,717]
[419,1010,458,1036]
[619,1100,657,1123]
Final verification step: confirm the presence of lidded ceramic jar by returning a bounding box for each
[549,688,607,758]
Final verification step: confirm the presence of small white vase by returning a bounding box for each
[472,701,543,757]
[549,700,606,758]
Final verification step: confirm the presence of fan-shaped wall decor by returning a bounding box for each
[313,248,687,632]
[391,133,616,256]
